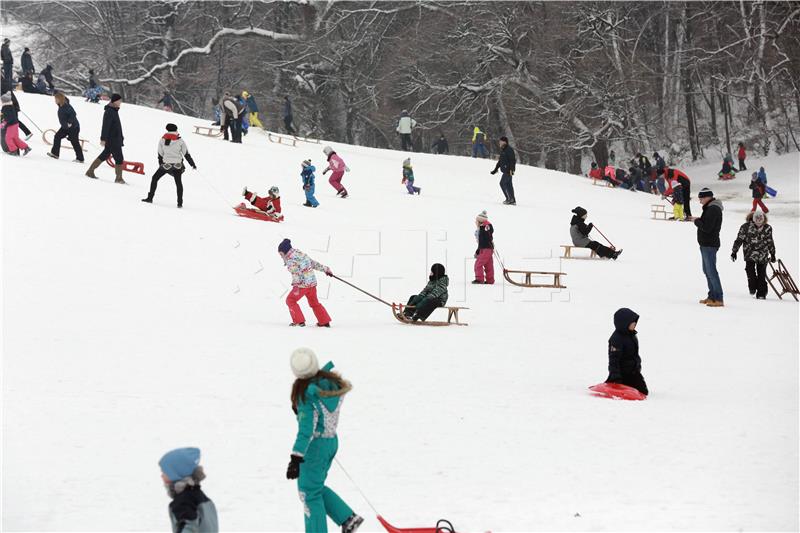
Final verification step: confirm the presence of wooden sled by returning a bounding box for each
[503,269,566,289]
[267,133,297,147]
[391,303,468,326]
[105,157,144,175]
[592,178,613,188]
[42,129,88,150]
[651,204,669,220]
[560,245,602,260]
[193,125,223,138]
[767,259,799,301]
[292,134,321,145]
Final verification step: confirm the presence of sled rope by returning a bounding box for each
[591,224,616,250]
[334,458,381,515]
[194,169,238,211]
[332,275,393,307]
[19,110,44,134]
[493,248,507,271]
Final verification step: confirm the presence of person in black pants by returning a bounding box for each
[47,92,84,162]
[85,93,126,183]
[490,136,517,205]
[605,308,648,396]
[1,38,12,86]
[142,123,196,208]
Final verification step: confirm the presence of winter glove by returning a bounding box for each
[191,164,197,170]
[286,454,303,480]
[325,268,333,277]
[490,169,498,175]
[731,252,737,262]
[323,168,330,174]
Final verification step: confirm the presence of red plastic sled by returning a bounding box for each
[378,516,456,533]
[588,382,647,401]
[106,156,145,175]
[233,203,283,222]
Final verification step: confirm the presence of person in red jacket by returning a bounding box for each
[737,142,747,171]
[242,186,283,221]
[588,162,603,180]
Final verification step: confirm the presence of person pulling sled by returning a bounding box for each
[279,239,332,327]
[142,123,196,208]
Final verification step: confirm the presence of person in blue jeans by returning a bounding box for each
[286,348,363,533]
[694,187,725,307]
[301,159,319,208]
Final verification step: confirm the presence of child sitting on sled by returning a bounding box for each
[401,157,421,195]
[605,308,648,396]
[403,263,448,321]
[719,158,736,180]
[242,185,283,221]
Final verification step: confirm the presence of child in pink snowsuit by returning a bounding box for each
[322,145,349,198]
[279,238,333,327]
[473,210,495,284]
[1,92,31,156]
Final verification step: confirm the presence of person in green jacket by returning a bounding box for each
[403,263,449,321]
[286,348,363,533]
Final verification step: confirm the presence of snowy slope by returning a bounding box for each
[2,92,798,532]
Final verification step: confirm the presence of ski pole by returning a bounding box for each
[332,275,393,307]
[591,224,616,250]
[334,458,381,516]
[19,110,44,134]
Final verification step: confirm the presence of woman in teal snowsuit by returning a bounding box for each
[301,160,320,207]
[287,348,363,533]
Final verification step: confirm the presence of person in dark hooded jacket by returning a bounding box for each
[695,188,724,306]
[1,38,12,85]
[606,308,648,396]
[569,207,621,259]
[41,64,54,91]
[85,93,126,183]
[159,447,218,533]
[403,263,449,321]
[47,92,84,162]
[21,48,34,75]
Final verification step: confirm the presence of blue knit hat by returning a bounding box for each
[278,238,292,254]
[159,447,201,482]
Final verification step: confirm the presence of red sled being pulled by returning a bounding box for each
[378,516,457,533]
[105,156,145,175]
[233,203,283,222]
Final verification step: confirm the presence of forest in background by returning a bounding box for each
[2,0,799,172]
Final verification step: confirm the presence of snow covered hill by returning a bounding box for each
[2,92,798,531]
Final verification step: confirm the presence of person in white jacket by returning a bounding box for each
[142,123,196,208]
[396,109,417,151]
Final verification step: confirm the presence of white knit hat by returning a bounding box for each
[476,210,488,222]
[290,347,319,379]
[323,146,333,155]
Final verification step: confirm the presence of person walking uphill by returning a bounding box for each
[749,173,769,214]
[396,109,417,152]
[142,123,196,208]
[1,92,31,156]
[737,142,747,171]
[695,188,725,307]
[569,207,621,259]
[85,93,126,183]
[731,211,776,300]
[159,447,218,533]
[46,92,84,162]
[491,136,516,205]
[401,157,421,195]
[287,348,364,533]
[605,308,648,396]
[322,146,349,198]
[279,239,333,327]
[301,160,320,207]
[473,210,495,284]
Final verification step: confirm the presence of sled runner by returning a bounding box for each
[292,134,321,145]
[233,202,283,222]
[267,132,297,147]
[588,382,647,401]
[42,128,88,150]
[592,178,613,188]
[560,245,602,260]
[503,269,566,289]
[105,156,144,174]
[193,125,223,138]
[767,259,799,301]
[650,204,669,220]
[391,303,468,326]
[378,515,457,533]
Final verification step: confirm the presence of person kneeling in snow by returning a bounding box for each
[401,157,421,195]
[242,185,283,221]
[159,447,218,533]
[606,308,648,396]
[287,348,363,533]
[279,239,332,327]
[569,207,621,260]
[403,263,448,321]
[142,123,196,208]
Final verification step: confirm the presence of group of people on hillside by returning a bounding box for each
[213,91,294,140]
[2,38,55,95]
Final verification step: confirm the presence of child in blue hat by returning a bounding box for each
[159,447,219,532]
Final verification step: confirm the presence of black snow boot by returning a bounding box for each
[342,514,364,533]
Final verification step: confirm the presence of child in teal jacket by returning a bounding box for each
[286,348,363,533]
[401,157,421,195]
[403,263,448,321]
[301,160,319,207]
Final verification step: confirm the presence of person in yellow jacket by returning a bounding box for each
[242,91,264,129]
[472,126,488,158]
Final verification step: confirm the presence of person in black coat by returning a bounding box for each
[606,308,648,396]
[85,93,126,183]
[431,133,449,154]
[1,38,12,85]
[694,187,725,306]
[490,136,517,205]
[21,72,45,94]
[21,48,34,75]
[47,92,84,162]
[41,64,54,91]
